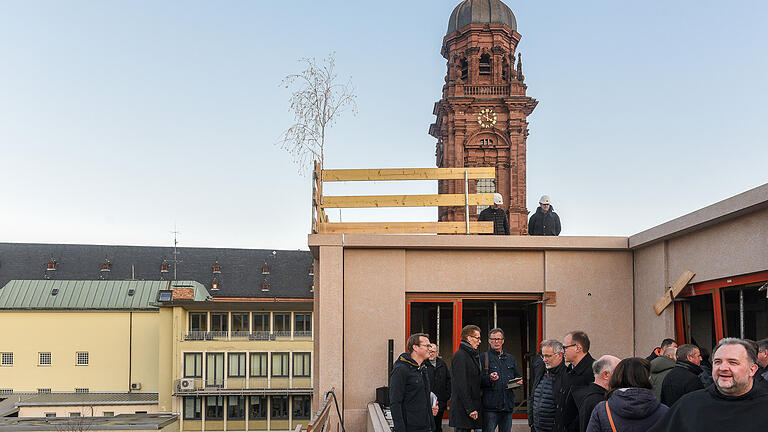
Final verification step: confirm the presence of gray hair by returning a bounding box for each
[757,338,768,353]
[540,339,564,353]
[489,328,504,337]
[676,344,699,362]
[592,356,616,376]
[714,338,758,365]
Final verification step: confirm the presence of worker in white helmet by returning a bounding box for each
[528,195,561,236]
[478,193,510,235]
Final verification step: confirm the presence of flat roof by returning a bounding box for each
[16,393,158,407]
[0,414,177,431]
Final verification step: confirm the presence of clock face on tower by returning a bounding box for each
[477,108,497,128]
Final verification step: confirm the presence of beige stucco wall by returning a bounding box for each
[0,311,158,393]
[312,234,634,431]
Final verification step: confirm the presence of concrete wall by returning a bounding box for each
[311,234,633,432]
[632,206,768,354]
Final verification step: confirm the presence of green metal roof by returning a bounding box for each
[0,280,210,310]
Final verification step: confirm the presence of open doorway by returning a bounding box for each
[406,294,542,416]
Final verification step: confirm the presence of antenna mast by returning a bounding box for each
[171,225,182,280]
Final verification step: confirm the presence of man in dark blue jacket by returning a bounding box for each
[480,328,521,432]
[390,333,438,432]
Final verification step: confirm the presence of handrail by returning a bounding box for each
[307,388,345,432]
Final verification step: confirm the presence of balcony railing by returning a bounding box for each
[461,85,510,97]
[184,331,312,341]
[174,377,313,394]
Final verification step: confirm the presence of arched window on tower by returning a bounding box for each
[460,58,468,81]
[479,54,491,76]
[502,58,510,82]
[476,177,496,214]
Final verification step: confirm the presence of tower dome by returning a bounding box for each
[446,0,517,35]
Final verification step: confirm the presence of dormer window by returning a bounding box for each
[46,259,57,271]
[51,288,59,296]
[100,260,111,272]
[160,262,169,273]
[211,282,219,291]
[127,288,135,296]
[479,54,491,76]
[308,265,314,276]
[157,291,172,302]
[262,264,269,275]
[212,263,221,274]
[261,282,270,291]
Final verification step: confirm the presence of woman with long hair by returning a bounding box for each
[586,357,669,432]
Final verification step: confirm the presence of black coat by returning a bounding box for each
[528,205,561,236]
[648,379,768,432]
[480,348,521,412]
[532,362,567,432]
[424,356,451,410]
[478,206,510,235]
[561,354,596,432]
[586,388,668,432]
[449,341,482,429]
[659,360,703,406]
[528,353,546,427]
[389,352,435,432]
[571,383,605,432]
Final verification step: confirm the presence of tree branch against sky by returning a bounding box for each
[278,53,357,176]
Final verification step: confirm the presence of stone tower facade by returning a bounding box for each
[430,0,537,234]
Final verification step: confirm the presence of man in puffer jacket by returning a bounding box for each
[532,340,566,432]
[586,358,668,432]
[389,333,437,432]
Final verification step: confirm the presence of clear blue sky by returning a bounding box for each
[1,1,766,250]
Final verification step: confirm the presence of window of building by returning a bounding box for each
[476,177,496,214]
[0,389,12,395]
[293,353,311,377]
[184,353,203,378]
[183,397,202,420]
[228,353,246,378]
[271,352,289,377]
[253,313,270,333]
[231,312,249,332]
[250,353,268,377]
[1,352,12,366]
[479,54,491,75]
[292,396,311,420]
[210,312,228,332]
[206,353,225,387]
[205,396,224,420]
[45,413,56,418]
[76,352,89,366]
[227,396,245,420]
[273,313,290,335]
[460,58,468,81]
[722,284,768,340]
[249,395,267,420]
[270,396,289,420]
[294,313,311,336]
[75,388,89,394]
[103,412,114,417]
[39,352,52,366]
[69,413,81,418]
[158,291,172,302]
[261,282,270,291]
[135,411,147,414]
[189,312,207,332]
[38,388,51,394]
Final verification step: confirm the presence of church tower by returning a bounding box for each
[430,0,537,234]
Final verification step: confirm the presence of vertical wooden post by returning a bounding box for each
[464,169,470,234]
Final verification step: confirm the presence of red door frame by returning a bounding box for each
[674,270,768,343]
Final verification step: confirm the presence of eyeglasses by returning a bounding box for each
[418,344,432,348]
[468,335,481,341]
[541,353,558,359]
[489,338,504,342]
[563,344,577,350]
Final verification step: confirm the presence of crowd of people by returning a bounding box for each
[389,327,768,432]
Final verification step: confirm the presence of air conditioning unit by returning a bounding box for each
[130,382,142,390]
[178,378,195,391]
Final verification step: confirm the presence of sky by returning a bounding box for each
[1,1,766,251]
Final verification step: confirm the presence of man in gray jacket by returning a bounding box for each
[650,346,677,398]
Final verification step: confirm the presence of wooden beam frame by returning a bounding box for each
[654,270,695,315]
[322,167,495,182]
[322,193,493,208]
[318,221,493,234]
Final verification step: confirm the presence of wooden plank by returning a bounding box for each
[322,193,494,208]
[654,270,696,315]
[318,221,493,234]
[322,167,495,182]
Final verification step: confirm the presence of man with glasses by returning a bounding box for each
[531,339,566,432]
[528,195,561,236]
[450,325,483,432]
[480,328,522,432]
[561,331,595,432]
[389,333,438,432]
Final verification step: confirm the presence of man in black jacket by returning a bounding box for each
[389,333,438,432]
[571,354,619,432]
[649,338,768,432]
[660,343,704,406]
[479,328,522,432]
[425,343,450,432]
[478,193,510,235]
[528,195,561,236]
[449,325,483,432]
[560,331,595,432]
[531,339,566,432]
